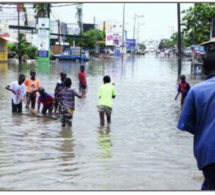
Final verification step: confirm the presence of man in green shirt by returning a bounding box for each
[98,75,116,126]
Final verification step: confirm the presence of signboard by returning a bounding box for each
[126,39,136,49]
[37,17,50,61]
[17,4,23,12]
[106,29,113,46]
[38,18,49,29]
[38,29,49,50]
[71,27,80,35]
[38,50,49,57]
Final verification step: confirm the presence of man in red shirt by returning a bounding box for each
[37,87,55,114]
[78,65,87,94]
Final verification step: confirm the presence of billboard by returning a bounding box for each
[126,39,136,49]
[106,29,126,47]
[106,29,114,46]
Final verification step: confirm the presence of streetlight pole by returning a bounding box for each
[133,14,143,53]
[177,3,182,77]
[121,3,125,58]
[137,22,144,49]
[17,5,21,66]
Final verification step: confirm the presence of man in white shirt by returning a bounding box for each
[5,74,26,113]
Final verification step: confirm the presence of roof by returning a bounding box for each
[0,36,18,43]
[199,38,215,46]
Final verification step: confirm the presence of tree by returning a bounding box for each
[181,3,215,46]
[139,43,146,50]
[33,3,51,23]
[158,39,175,50]
[66,29,105,52]
[22,4,28,26]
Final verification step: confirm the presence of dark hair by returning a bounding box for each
[60,72,66,77]
[30,69,36,73]
[64,78,72,87]
[80,65,85,69]
[38,87,45,93]
[103,75,111,83]
[180,75,185,80]
[202,52,215,74]
[19,74,25,80]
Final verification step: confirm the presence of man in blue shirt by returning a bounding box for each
[177,52,215,190]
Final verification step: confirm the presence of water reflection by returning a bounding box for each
[0,55,205,190]
[97,126,112,159]
[58,129,75,162]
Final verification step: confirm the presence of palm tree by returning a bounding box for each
[22,4,28,26]
[33,3,51,24]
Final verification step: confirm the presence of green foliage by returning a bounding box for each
[26,46,37,59]
[158,39,175,50]
[8,43,17,53]
[139,43,146,50]
[7,33,38,60]
[181,3,215,46]
[66,29,106,52]
[18,33,29,56]
[50,51,54,60]
[33,3,51,18]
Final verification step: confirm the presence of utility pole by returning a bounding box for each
[133,14,143,53]
[17,4,21,66]
[121,3,125,58]
[177,3,182,77]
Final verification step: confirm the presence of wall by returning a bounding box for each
[0,38,8,61]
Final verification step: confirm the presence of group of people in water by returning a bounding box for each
[5,65,117,128]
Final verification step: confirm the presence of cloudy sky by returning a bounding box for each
[52,3,194,41]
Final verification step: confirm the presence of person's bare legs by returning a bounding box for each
[25,96,30,108]
[99,112,105,126]
[181,97,186,109]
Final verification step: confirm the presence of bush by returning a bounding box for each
[26,46,37,59]
[8,43,18,53]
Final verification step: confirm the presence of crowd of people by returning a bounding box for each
[5,65,117,128]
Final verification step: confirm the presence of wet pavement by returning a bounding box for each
[0,53,205,190]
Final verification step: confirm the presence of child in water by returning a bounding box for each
[5,74,26,113]
[175,75,191,108]
[57,78,81,127]
[24,69,41,111]
[97,75,116,126]
[78,65,87,94]
[37,87,55,114]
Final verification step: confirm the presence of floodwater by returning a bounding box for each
[0,53,205,190]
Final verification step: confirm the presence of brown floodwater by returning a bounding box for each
[0,53,205,190]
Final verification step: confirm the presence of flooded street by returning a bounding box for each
[0,53,204,190]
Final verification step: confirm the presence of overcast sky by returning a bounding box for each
[52,3,194,41]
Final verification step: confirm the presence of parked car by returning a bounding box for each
[53,50,89,61]
[184,47,192,58]
[107,49,114,55]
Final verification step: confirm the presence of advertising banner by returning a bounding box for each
[38,29,49,57]
[126,39,136,49]
[106,29,113,46]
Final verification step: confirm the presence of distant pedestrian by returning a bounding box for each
[175,75,190,108]
[5,74,26,113]
[24,69,41,111]
[78,65,87,94]
[37,87,55,114]
[97,75,116,126]
[177,53,215,190]
[54,72,67,113]
[57,78,81,127]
